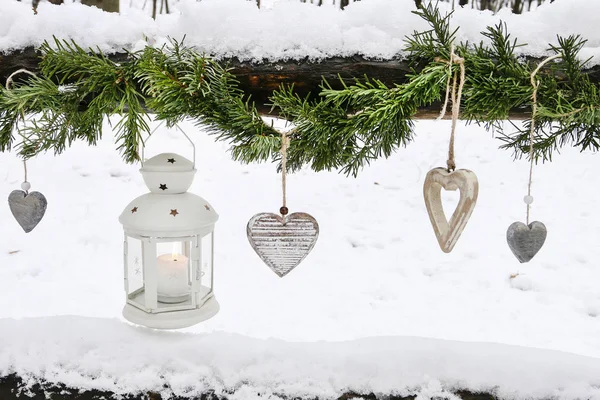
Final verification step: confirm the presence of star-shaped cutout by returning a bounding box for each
[167,158,176,164]
[131,207,138,213]
[204,204,211,211]
[133,256,140,265]
[170,209,179,217]
[159,184,168,191]
[134,267,141,275]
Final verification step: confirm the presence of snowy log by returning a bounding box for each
[3,47,600,120]
[0,373,499,400]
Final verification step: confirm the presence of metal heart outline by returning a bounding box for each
[8,190,48,233]
[506,221,547,263]
[423,168,479,253]
[247,212,319,277]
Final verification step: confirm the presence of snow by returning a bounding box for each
[1,118,600,397]
[1,317,600,399]
[2,0,600,64]
[1,0,600,396]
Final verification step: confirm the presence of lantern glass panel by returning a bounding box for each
[199,232,213,302]
[154,238,194,305]
[126,236,144,300]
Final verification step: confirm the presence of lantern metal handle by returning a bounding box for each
[140,120,196,168]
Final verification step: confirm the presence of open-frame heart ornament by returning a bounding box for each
[423,167,478,253]
[247,212,319,277]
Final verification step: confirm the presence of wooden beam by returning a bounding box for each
[1,47,597,119]
[81,0,120,13]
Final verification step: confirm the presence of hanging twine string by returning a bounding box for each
[526,54,561,225]
[5,69,37,90]
[6,69,38,193]
[437,47,453,121]
[280,131,290,216]
[436,45,466,172]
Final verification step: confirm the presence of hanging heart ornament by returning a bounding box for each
[423,167,478,253]
[247,212,319,277]
[8,190,48,233]
[506,221,547,263]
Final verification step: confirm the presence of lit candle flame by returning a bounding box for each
[172,243,179,261]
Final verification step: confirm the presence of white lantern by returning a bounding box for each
[119,129,219,329]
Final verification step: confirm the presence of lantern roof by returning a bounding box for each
[141,152,194,173]
[140,152,196,194]
[119,192,218,237]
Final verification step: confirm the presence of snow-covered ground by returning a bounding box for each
[2,317,600,399]
[2,0,600,63]
[1,0,600,397]
[0,119,599,398]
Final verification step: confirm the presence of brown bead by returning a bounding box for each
[280,206,289,215]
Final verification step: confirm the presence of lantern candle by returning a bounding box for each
[156,249,190,303]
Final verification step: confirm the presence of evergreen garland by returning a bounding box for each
[1,3,599,176]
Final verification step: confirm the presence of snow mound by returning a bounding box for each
[1,316,599,400]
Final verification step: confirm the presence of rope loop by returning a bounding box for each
[525,53,562,224]
[437,45,466,172]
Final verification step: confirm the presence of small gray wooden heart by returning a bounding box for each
[247,212,319,277]
[506,221,547,263]
[8,190,47,233]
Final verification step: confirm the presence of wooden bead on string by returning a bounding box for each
[5,70,48,233]
[505,55,555,264]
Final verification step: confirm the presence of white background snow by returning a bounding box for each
[1,119,599,398]
[1,0,600,398]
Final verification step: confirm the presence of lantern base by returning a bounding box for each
[122,295,220,329]
[158,293,190,304]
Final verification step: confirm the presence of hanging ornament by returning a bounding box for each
[424,168,478,253]
[506,220,546,263]
[8,160,48,233]
[505,56,556,263]
[247,131,319,277]
[423,46,478,253]
[4,69,48,233]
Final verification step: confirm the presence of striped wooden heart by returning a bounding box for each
[247,212,319,277]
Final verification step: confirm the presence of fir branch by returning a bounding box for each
[134,39,279,163]
[39,39,149,162]
[269,10,451,176]
[404,1,457,62]
[461,22,530,122]
[498,35,600,161]
[1,38,277,164]
[271,83,356,173]
[1,5,600,176]
[0,104,19,152]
